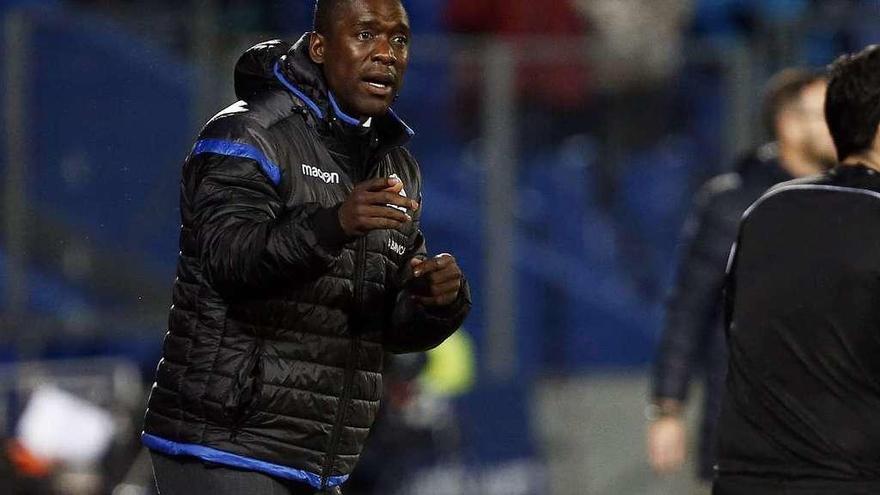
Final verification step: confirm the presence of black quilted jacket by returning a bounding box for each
[142,35,471,490]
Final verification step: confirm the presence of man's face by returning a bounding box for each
[310,0,410,119]
[788,80,838,168]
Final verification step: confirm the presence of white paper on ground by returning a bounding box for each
[16,386,116,468]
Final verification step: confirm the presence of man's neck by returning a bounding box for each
[778,144,822,178]
[841,149,880,172]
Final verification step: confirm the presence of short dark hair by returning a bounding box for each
[825,45,880,162]
[313,0,350,35]
[314,0,405,35]
[762,68,826,140]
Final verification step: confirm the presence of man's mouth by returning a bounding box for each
[362,75,395,97]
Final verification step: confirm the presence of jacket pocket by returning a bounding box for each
[224,339,263,425]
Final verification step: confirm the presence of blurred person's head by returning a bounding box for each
[763,69,837,175]
[309,0,410,119]
[825,45,880,165]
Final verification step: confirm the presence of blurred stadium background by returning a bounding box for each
[0,0,878,494]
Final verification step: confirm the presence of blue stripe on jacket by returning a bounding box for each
[142,433,349,489]
[192,139,282,186]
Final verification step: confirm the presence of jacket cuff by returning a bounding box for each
[424,276,472,319]
[651,375,689,404]
[310,204,354,253]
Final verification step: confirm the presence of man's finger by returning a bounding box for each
[431,254,454,269]
[424,260,461,280]
[416,293,457,307]
[381,181,405,194]
[412,259,441,277]
[361,205,412,223]
[429,279,461,296]
[359,176,401,192]
[651,448,673,474]
[361,217,406,231]
[413,255,456,277]
[363,191,419,211]
[428,269,461,285]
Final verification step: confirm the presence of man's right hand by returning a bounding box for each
[338,177,420,236]
[647,415,687,475]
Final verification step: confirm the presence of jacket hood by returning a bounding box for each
[233,34,414,144]
[233,39,293,101]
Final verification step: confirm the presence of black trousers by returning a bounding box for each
[713,475,880,495]
[150,451,342,495]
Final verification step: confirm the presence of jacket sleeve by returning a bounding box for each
[651,181,741,403]
[189,128,349,297]
[384,230,472,354]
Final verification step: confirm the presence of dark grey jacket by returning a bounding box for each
[142,36,471,491]
[651,145,790,479]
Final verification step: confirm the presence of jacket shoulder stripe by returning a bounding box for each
[742,183,880,222]
[193,138,282,186]
[142,433,348,489]
[728,183,880,276]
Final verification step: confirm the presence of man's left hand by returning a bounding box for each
[410,254,462,307]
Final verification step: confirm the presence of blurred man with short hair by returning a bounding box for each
[648,69,836,483]
[714,44,880,494]
[141,1,471,494]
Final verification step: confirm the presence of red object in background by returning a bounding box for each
[7,440,53,478]
[445,0,591,109]
[445,0,587,36]
[387,380,417,410]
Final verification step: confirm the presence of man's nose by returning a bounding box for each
[372,38,397,65]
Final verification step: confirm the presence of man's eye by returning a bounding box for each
[392,35,409,46]
[356,31,374,41]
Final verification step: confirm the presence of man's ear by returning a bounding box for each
[776,110,798,145]
[871,123,880,153]
[309,31,326,65]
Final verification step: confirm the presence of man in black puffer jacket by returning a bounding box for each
[142,1,471,493]
[647,69,836,483]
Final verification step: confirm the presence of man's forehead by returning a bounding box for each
[337,0,409,28]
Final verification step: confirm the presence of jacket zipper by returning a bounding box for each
[321,159,373,489]
[321,333,359,488]
[321,237,364,488]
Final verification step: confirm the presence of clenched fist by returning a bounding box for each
[409,254,463,307]
[647,415,687,475]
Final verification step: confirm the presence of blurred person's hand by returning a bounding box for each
[647,402,687,475]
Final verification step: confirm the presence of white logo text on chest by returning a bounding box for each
[389,238,406,256]
[301,164,340,184]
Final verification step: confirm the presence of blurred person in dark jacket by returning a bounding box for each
[141,1,471,494]
[714,44,880,494]
[647,68,836,482]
